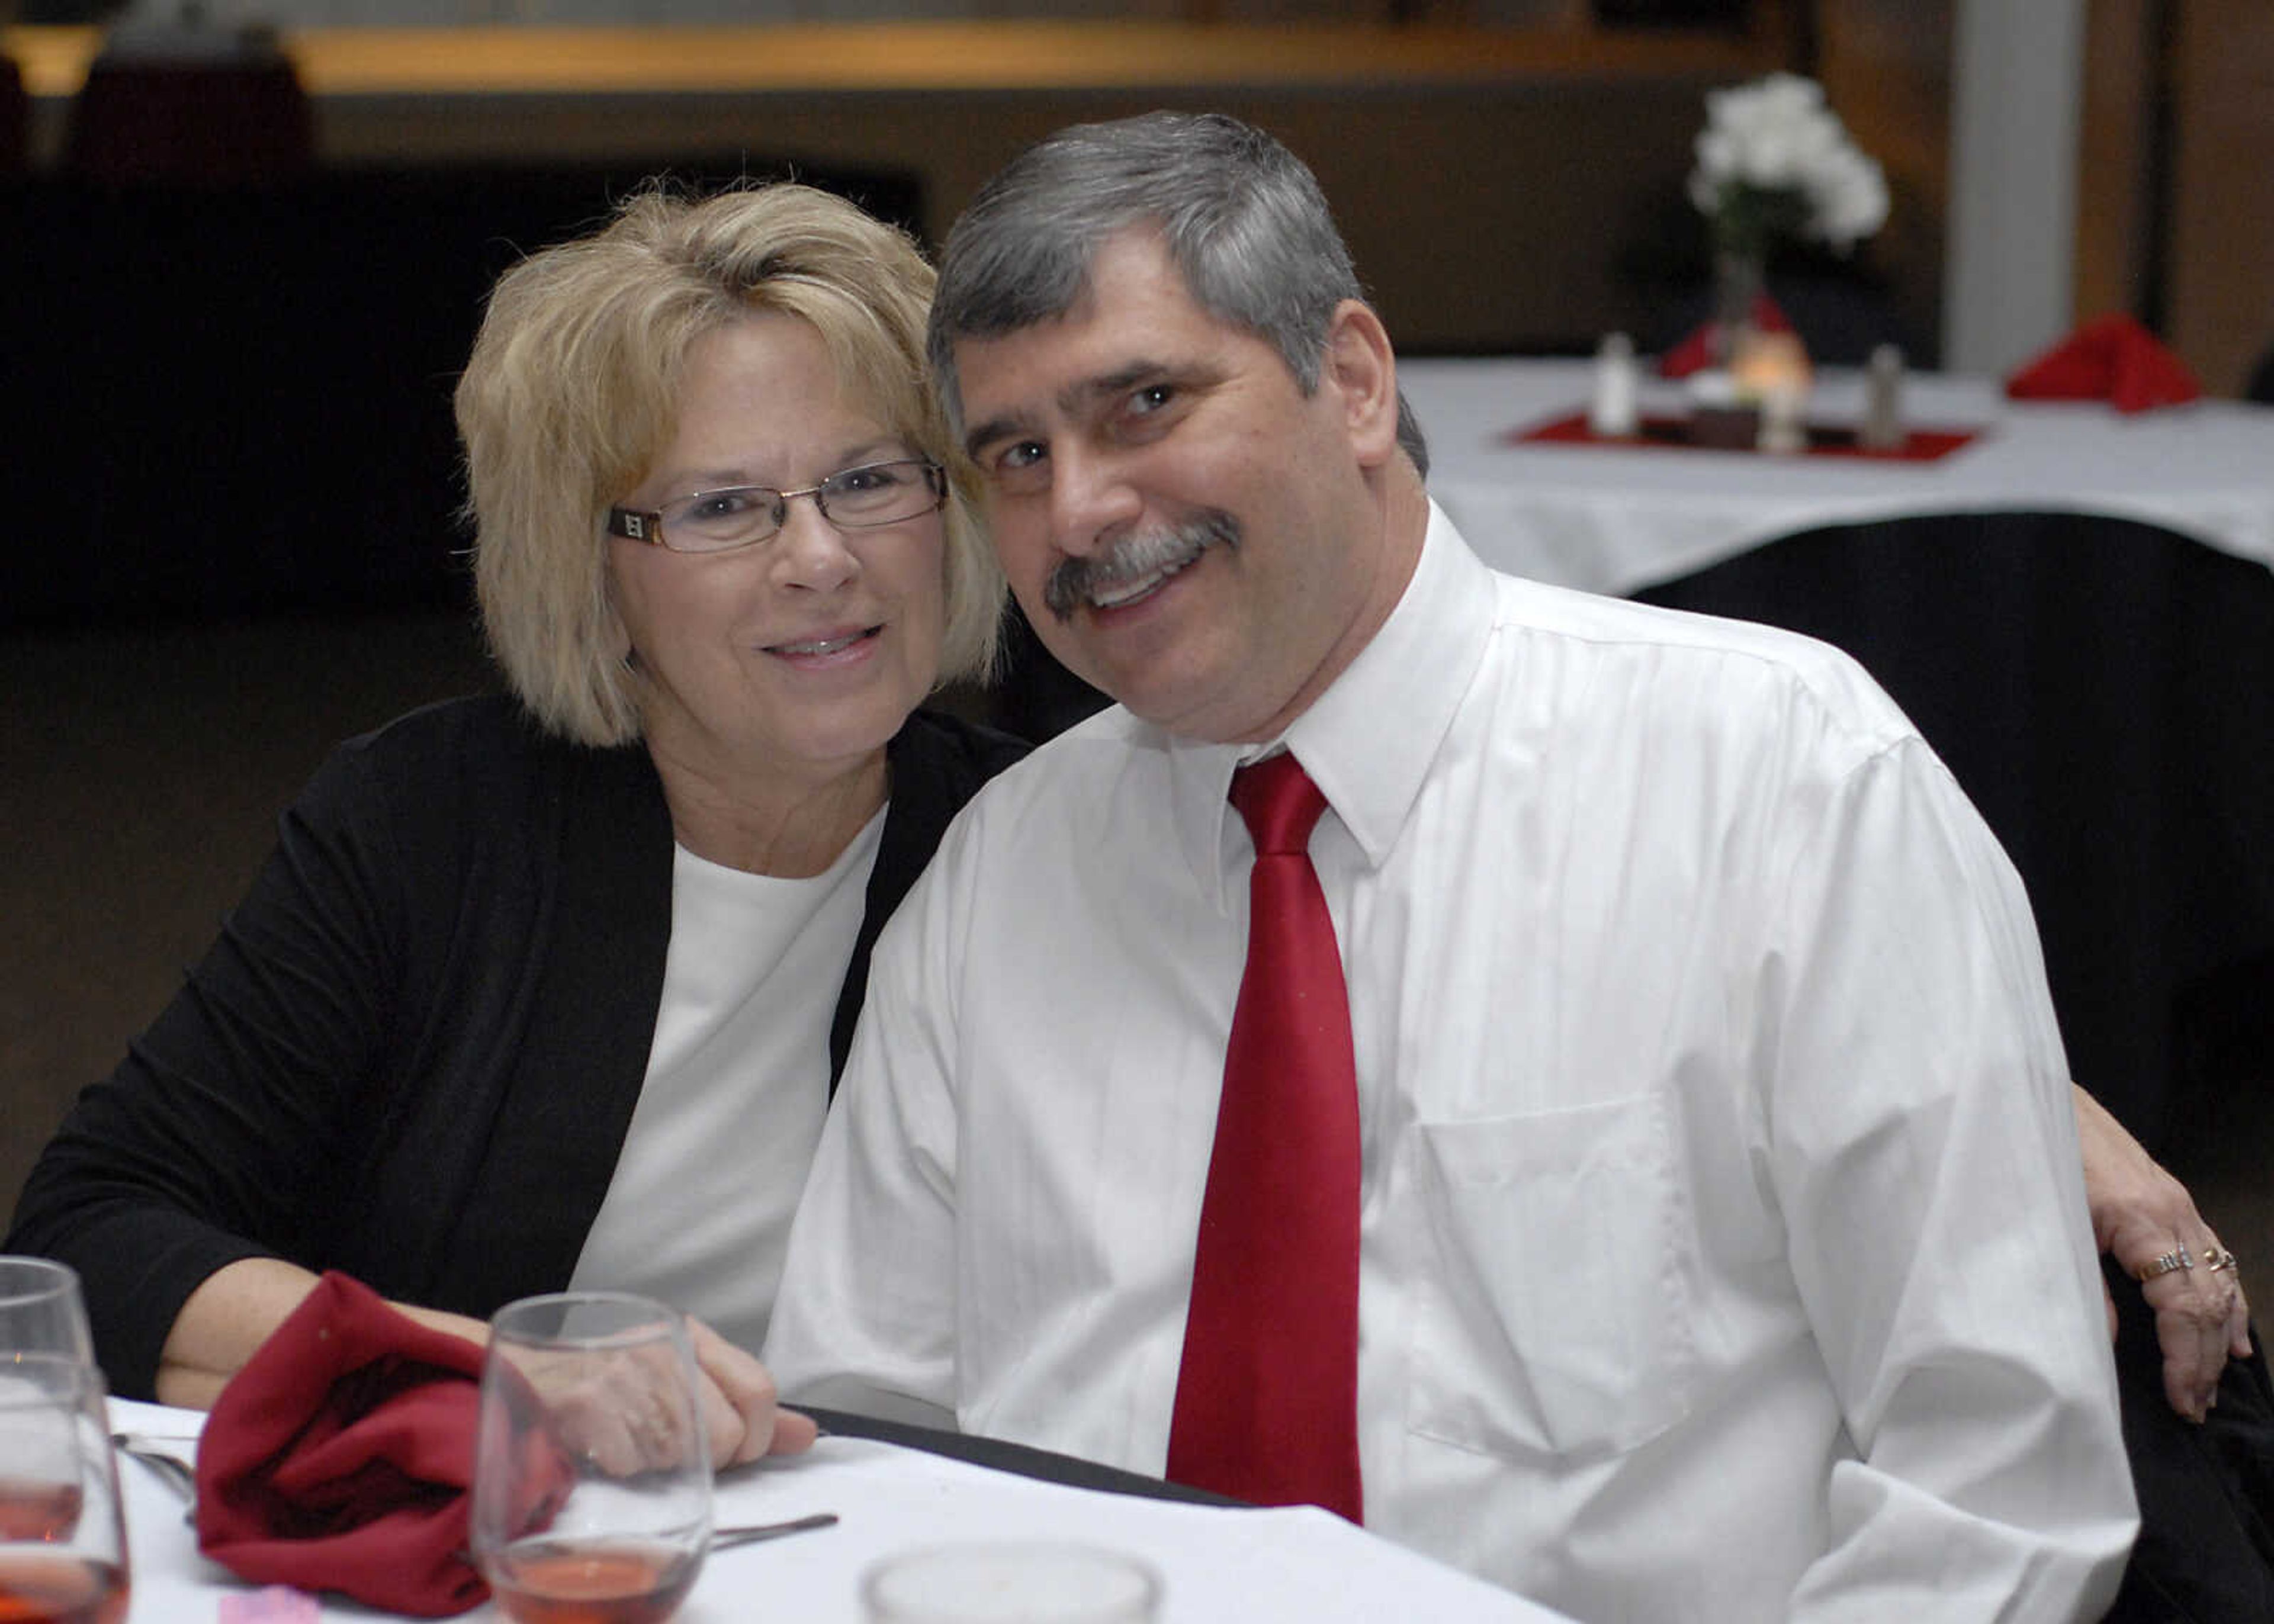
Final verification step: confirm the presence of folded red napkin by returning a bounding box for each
[2005,312,2201,412]
[1658,294,1796,379]
[196,1272,571,1617]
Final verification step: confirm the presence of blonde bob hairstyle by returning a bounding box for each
[455,181,1004,747]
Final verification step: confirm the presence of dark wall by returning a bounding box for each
[2,161,923,626]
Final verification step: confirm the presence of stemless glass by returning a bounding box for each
[862,1542,1164,1624]
[0,1258,97,1366]
[0,1356,131,1624]
[470,1292,713,1624]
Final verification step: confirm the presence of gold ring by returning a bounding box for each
[2206,1248,2240,1274]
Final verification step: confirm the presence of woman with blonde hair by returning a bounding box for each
[9,182,1020,1464]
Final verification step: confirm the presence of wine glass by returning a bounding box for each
[0,1356,131,1624]
[0,1258,96,1366]
[469,1292,712,1624]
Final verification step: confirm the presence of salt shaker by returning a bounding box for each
[1861,343,1906,451]
[1589,332,1639,438]
[1756,381,1807,454]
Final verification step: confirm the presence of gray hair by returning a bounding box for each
[927,111,1427,478]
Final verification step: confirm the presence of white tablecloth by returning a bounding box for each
[108,1399,1565,1623]
[1402,357,2274,596]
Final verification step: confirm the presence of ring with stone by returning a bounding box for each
[2137,1247,2195,1280]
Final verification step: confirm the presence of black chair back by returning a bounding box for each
[1636,511,2274,1150]
[64,52,315,185]
[0,53,26,177]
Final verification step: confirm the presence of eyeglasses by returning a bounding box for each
[607,458,947,555]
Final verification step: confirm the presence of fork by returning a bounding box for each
[455,1513,839,1571]
[709,1512,839,1549]
[111,1432,198,1503]
[111,1430,835,1554]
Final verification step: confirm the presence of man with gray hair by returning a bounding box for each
[767,111,2136,1618]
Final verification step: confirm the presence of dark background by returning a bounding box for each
[3,161,926,626]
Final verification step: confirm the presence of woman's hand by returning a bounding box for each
[2074,1083,2251,1422]
[685,1316,818,1467]
[494,1313,819,1475]
[161,1263,817,1469]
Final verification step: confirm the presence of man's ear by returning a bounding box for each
[1321,298,1400,468]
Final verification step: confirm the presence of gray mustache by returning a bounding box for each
[1041,513,1241,621]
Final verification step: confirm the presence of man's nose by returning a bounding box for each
[1047,443,1142,557]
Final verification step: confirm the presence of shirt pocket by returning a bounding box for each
[1405,1092,1696,1462]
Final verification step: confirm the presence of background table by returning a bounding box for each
[1402,357,2274,597]
[1402,358,2274,1151]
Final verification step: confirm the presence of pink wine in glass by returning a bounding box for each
[0,1552,129,1624]
[486,1538,701,1624]
[0,1482,81,1543]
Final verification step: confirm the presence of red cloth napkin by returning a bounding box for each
[2005,312,2201,412]
[195,1272,571,1617]
[1658,294,1796,379]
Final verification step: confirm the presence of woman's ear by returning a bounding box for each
[600,573,634,664]
[1321,298,1401,468]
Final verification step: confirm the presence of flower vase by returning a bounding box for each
[1710,246,1766,369]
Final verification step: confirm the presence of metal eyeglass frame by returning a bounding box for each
[606,458,946,554]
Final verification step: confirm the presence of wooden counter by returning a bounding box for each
[8,21,1767,101]
[4,20,1781,354]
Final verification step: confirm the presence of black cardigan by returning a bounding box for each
[7,695,1026,1398]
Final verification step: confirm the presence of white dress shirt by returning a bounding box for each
[768,506,2137,1621]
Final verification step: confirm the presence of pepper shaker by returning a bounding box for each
[1860,343,1906,452]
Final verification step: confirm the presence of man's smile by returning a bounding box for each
[1043,512,1241,621]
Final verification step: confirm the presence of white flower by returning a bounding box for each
[1688,72,1886,252]
[1804,144,1890,249]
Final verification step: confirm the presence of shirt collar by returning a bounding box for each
[1158,501,1498,908]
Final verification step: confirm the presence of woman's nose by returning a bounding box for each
[769,497,860,591]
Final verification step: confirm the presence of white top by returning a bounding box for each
[568,812,880,1354]
[1403,356,2274,595]
[769,506,2137,1621]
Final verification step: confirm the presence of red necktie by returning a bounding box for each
[1165,751,1364,1522]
